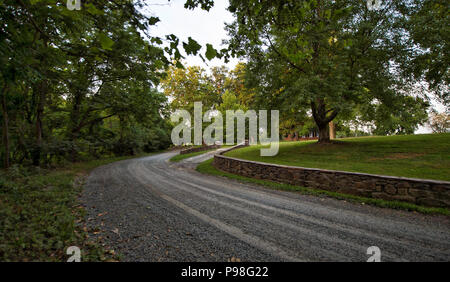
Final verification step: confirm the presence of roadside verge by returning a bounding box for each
[195,145,449,215]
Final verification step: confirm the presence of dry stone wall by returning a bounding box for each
[213,145,450,208]
[180,144,221,155]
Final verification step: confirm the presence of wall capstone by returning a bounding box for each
[180,144,221,155]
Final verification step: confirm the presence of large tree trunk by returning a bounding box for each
[35,95,44,165]
[329,121,336,139]
[32,37,48,166]
[318,123,330,143]
[1,85,10,168]
[32,81,46,166]
[70,91,83,162]
[311,99,338,144]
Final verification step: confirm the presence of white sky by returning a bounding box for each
[142,0,446,134]
[143,0,239,70]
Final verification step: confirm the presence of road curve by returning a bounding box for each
[82,151,450,262]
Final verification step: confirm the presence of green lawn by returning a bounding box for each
[224,134,450,181]
[0,151,163,262]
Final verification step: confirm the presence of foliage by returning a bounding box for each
[161,65,219,114]
[161,63,252,113]
[225,0,437,142]
[0,151,165,261]
[0,0,180,168]
[161,63,252,144]
[405,0,449,106]
[428,112,450,133]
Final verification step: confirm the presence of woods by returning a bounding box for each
[0,1,175,168]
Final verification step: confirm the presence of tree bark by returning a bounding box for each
[32,81,46,166]
[311,99,338,144]
[318,123,330,143]
[1,85,10,168]
[329,121,336,139]
[32,36,48,166]
[69,90,83,162]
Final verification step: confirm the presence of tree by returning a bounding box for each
[226,62,255,108]
[0,1,183,167]
[406,0,449,107]
[225,0,434,143]
[428,112,450,133]
[161,62,256,144]
[0,0,233,167]
[161,65,219,114]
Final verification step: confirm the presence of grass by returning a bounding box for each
[225,133,450,181]
[196,159,449,215]
[0,151,163,262]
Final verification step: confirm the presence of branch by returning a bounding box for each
[74,113,116,133]
[264,31,306,74]
[324,109,339,124]
[17,0,50,40]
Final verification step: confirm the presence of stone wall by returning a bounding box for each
[180,144,221,155]
[213,146,450,208]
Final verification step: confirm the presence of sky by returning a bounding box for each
[142,0,445,134]
[143,0,240,70]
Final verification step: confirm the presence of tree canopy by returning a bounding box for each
[224,0,443,142]
[0,0,211,167]
[0,0,447,168]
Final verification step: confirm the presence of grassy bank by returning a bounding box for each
[0,152,161,262]
[196,159,449,215]
[225,134,450,181]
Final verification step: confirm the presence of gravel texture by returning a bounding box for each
[81,151,450,261]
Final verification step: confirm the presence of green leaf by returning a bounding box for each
[85,4,104,15]
[175,61,184,69]
[148,17,160,26]
[182,37,201,55]
[184,0,214,11]
[151,37,163,45]
[205,44,217,60]
[98,33,114,51]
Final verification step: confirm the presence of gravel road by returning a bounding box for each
[81,151,450,262]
